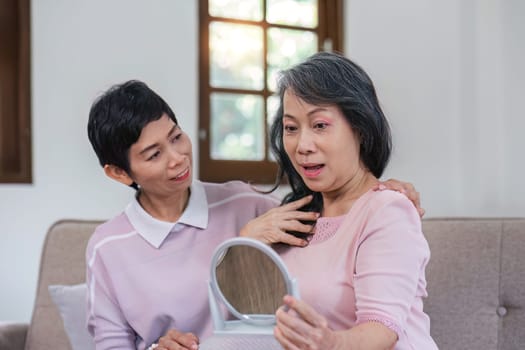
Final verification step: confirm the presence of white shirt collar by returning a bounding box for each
[125,180,209,248]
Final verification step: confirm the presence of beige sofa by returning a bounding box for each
[1,218,524,350]
[0,220,98,350]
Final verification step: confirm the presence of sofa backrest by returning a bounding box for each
[422,218,525,350]
[25,220,102,350]
[26,218,525,350]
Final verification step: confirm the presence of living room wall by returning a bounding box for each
[0,0,523,323]
[346,0,524,218]
[0,0,199,322]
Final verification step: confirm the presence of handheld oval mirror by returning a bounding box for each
[208,237,299,328]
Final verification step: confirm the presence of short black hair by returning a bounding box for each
[270,51,392,211]
[87,80,178,175]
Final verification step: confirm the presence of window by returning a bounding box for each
[199,0,343,183]
[0,0,31,183]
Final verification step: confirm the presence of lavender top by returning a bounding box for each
[86,180,279,350]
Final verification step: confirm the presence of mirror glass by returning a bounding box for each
[215,244,287,315]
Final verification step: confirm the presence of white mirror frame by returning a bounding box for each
[209,237,299,327]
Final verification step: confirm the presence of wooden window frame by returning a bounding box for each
[198,0,343,184]
[0,0,31,183]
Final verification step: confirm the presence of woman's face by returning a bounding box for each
[282,90,365,194]
[127,114,193,199]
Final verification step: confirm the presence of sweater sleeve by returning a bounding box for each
[86,233,138,350]
[353,192,430,337]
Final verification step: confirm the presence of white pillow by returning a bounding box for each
[48,283,95,350]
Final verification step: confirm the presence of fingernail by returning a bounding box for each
[191,344,198,350]
[378,184,386,190]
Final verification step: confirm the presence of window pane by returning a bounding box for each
[267,28,317,91]
[210,22,264,90]
[209,0,263,21]
[211,93,264,160]
[267,0,318,28]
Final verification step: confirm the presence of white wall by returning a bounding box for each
[0,0,523,322]
[346,0,525,217]
[0,0,198,322]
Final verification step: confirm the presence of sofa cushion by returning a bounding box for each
[48,284,94,350]
[423,219,501,350]
[499,220,525,350]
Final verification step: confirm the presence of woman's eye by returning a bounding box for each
[147,151,160,161]
[171,133,182,143]
[284,125,297,132]
[314,122,328,130]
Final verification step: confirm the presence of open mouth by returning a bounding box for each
[303,164,323,171]
[301,164,324,177]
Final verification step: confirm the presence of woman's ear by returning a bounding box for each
[103,164,134,186]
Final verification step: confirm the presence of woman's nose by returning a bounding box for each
[167,148,184,167]
[297,131,315,154]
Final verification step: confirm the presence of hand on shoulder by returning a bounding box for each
[374,178,425,217]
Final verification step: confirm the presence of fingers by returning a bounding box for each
[286,210,319,223]
[281,195,314,210]
[275,297,329,350]
[282,295,328,329]
[379,178,413,194]
[280,219,316,234]
[158,330,199,350]
[377,179,425,218]
[241,195,320,245]
[266,195,319,223]
[278,233,309,247]
[274,321,303,350]
[275,305,310,349]
[273,216,316,246]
